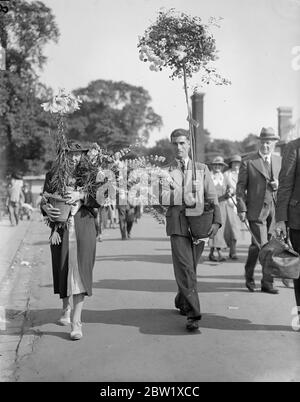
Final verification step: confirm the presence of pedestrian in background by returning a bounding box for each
[6,173,24,226]
[20,183,34,220]
[117,203,135,239]
[224,155,242,260]
[208,156,228,262]
[236,127,282,294]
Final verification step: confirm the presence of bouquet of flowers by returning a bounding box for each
[41,88,83,197]
[41,90,109,244]
[119,155,173,224]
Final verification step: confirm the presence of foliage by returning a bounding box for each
[138,8,231,188]
[204,133,258,162]
[41,90,95,196]
[0,72,56,175]
[138,8,230,86]
[0,0,59,78]
[68,80,163,150]
[145,138,176,164]
[0,0,59,177]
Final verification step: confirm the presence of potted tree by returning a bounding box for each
[138,9,231,241]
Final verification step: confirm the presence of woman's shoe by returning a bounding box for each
[70,322,83,340]
[58,307,71,326]
[209,254,218,262]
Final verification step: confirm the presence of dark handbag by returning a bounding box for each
[259,236,300,280]
[186,201,214,239]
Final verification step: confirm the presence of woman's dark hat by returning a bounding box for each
[65,140,89,153]
[11,172,23,180]
[258,127,280,141]
[211,156,228,166]
[229,155,242,164]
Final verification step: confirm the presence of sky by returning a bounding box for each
[39,0,300,146]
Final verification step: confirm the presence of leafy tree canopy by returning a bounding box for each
[68,80,163,151]
[0,0,59,176]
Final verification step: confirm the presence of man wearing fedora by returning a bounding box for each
[162,128,221,331]
[236,127,282,294]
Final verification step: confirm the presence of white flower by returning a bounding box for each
[149,64,159,72]
[173,49,187,61]
[159,38,167,46]
[41,88,82,115]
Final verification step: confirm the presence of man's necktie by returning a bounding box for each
[179,159,185,173]
[263,156,272,179]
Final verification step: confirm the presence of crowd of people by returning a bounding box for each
[25,125,300,338]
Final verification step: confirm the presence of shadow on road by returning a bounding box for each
[96,254,173,264]
[2,308,292,338]
[92,278,255,293]
[96,252,247,265]
[104,237,169,242]
[200,256,247,265]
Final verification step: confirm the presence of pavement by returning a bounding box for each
[1,213,300,382]
[0,214,33,381]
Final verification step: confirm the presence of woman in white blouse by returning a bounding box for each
[208,156,228,262]
[223,155,242,259]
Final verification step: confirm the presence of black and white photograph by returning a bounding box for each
[0,0,300,384]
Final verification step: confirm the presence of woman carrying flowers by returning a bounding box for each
[41,141,100,340]
[41,90,101,341]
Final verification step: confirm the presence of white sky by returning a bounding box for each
[39,0,300,146]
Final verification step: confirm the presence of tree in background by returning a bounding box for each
[146,138,176,163]
[146,132,259,165]
[205,137,242,161]
[67,80,163,152]
[0,0,59,176]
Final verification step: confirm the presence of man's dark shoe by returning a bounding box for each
[186,318,200,331]
[261,286,279,294]
[246,281,256,292]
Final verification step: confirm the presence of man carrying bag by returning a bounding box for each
[275,137,300,312]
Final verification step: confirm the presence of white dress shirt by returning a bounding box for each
[259,151,271,165]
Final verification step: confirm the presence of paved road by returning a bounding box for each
[1,214,300,382]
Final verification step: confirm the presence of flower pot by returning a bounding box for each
[186,210,214,239]
[48,196,72,222]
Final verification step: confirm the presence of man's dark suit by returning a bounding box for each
[236,151,282,288]
[276,138,300,306]
[164,159,222,319]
